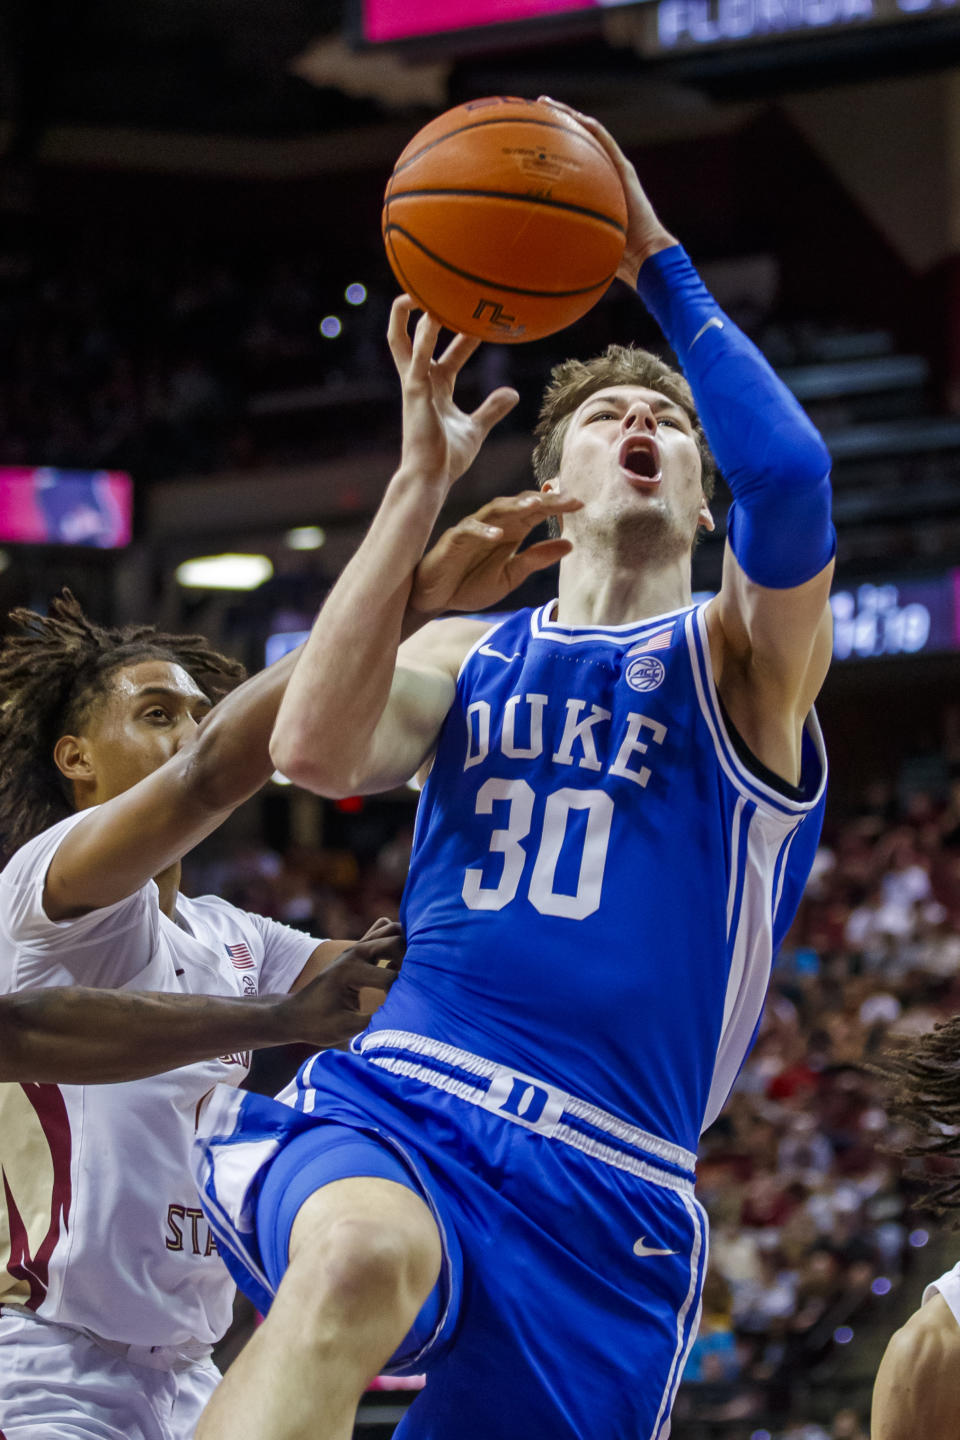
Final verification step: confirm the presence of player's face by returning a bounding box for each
[543,385,713,548]
[65,660,212,804]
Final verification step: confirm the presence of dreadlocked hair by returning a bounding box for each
[871,1014,960,1222]
[0,589,246,856]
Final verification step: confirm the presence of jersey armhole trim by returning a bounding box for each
[685,604,827,819]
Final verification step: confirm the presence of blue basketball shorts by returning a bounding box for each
[195,1032,709,1440]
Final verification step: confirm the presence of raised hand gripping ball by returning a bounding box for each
[382,96,627,344]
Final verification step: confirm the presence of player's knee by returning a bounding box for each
[294,1210,440,1325]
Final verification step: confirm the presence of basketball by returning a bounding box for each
[381,96,627,344]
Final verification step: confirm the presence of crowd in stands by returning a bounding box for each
[0,224,858,485]
[0,240,384,480]
[187,763,960,1435]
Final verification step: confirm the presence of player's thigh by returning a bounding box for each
[287,1175,442,1310]
[254,1124,445,1335]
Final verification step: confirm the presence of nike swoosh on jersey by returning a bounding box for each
[478,643,522,662]
[633,1237,678,1258]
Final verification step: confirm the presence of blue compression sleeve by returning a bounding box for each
[636,244,835,589]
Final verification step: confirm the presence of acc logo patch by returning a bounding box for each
[624,655,666,692]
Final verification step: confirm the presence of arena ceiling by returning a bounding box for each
[7,0,960,160]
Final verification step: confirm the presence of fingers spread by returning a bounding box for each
[350,958,399,987]
[361,916,402,939]
[351,934,405,967]
[435,331,482,379]
[468,491,582,538]
[470,386,519,439]
[505,538,573,585]
[386,295,417,368]
[410,310,443,375]
[453,516,504,544]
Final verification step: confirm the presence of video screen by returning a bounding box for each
[361,0,603,43]
[0,468,133,549]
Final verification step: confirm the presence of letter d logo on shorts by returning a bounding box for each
[482,1069,565,1136]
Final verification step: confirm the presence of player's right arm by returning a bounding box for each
[872,1293,960,1440]
[0,921,403,1083]
[271,300,577,798]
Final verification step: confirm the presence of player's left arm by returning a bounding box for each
[554,100,834,783]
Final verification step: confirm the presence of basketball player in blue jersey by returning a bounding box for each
[193,103,835,1440]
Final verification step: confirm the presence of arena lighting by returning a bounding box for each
[750,1431,772,1440]
[908,1228,930,1248]
[285,525,326,551]
[319,315,342,338]
[871,1276,893,1296]
[833,1326,854,1344]
[345,283,367,305]
[175,554,273,591]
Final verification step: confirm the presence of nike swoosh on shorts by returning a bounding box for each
[633,1237,678,1258]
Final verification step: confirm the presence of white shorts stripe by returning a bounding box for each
[357,1030,696,1192]
[649,1192,709,1440]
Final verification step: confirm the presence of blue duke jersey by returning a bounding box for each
[365,599,826,1154]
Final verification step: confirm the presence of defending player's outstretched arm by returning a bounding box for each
[0,920,402,1082]
[271,303,580,798]
[550,100,835,787]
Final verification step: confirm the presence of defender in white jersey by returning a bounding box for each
[194,104,835,1440]
[0,592,408,1440]
[872,1014,960,1440]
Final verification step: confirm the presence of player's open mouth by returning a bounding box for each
[618,436,661,488]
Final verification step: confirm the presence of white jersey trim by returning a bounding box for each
[702,802,803,1134]
[924,1262,960,1326]
[531,600,695,648]
[685,604,827,821]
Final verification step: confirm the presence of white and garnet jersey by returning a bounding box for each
[0,809,320,1349]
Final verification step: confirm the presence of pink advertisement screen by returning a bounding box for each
[0,468,133,548]
[362,0,599,43]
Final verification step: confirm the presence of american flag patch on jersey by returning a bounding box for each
[625,631,673,658]
[225,942,256,971]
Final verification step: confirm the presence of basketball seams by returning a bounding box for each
[392,115,617,180]
[384,223,615,299]
[383,229,431,318]
[381,98,627,339]
[385,188,626,234]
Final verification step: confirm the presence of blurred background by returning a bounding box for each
[3,0,960,1434]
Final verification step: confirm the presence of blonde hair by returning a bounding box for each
[532,343,716,502]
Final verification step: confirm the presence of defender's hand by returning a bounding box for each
[279,918,403,1048]
[409,491,582,615]
[387,296,519,491]
[540,98,678,288]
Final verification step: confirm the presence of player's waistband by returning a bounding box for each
[356,1029,697,1193]
[0,1309,213,1372]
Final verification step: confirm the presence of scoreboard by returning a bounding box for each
[360,0,960,53]
[641,0,960,54]
[360,0,608,44]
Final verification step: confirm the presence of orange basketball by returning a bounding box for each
[382,96,627,344]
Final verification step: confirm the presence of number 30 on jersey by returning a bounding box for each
[461,779,613,920]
